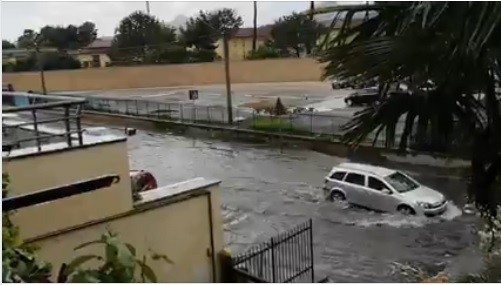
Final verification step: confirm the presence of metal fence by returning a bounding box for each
[2,92,86,152]
[81,96,381,140]
[231,219,314,283]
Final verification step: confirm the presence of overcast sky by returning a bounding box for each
[1,1,322,42]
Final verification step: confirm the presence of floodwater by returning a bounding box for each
[120,129,479,282]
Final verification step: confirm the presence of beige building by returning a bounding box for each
[2,47,58,65]
[2,93,225,282]
[71,36,112,68]
[215,26,272,61]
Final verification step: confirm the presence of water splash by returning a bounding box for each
[319,200,463,228]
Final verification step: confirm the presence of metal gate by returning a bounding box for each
[232,219,314,283]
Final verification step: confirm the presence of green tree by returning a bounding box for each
[38,22,97,50]
[111,11,177,63]
[273,97,288,115]
[270,12,323,57]
[180,8,242,51]
[2,40,15,49]
[318,2,501,214]
[17,29,38,49]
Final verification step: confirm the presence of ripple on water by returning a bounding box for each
[317,200,463,228]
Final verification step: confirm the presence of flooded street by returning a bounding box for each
[124,129,479,282]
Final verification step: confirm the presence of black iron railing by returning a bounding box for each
[2,92,87,152]
[232,219,314,283]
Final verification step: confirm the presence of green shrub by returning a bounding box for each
[246,46,280,60]
[251,116,311,136]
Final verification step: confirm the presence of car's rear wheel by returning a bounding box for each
[397,205,416,215]
[345,99,353,106]
[329,191,346,202]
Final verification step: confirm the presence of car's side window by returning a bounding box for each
[344,173,365,186]
[330,171,346,181]
[368,177,388,191]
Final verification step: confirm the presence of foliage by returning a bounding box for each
[270,12,324,57]
[180,8,243,51]
[17,29,38,49]
[16,22,97,50]
[2,174,53,283]
[2,40,15,49]
[273,97,288,115]
[319,1,501,214]
[59,231,170,282]
[3,52,81,72]
[251,116,311,136]
[111,11,177,63]
[38,22,97,50]
[246,46,280,60]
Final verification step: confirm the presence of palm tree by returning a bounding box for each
[318,2,501,214]
[252,1,257,52]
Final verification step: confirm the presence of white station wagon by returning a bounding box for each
[323,162,447,216]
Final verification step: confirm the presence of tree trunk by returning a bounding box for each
[295,47,301,58]
[306,1,314,55]
[252,1,257,52]
[399,111,416,151]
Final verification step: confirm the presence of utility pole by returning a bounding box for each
[146,1,150,14]
[35,45,47,95]
[223,32,233,124]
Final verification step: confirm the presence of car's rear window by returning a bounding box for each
[330,171,346,181]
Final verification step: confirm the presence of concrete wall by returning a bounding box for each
[215,38,267,60]
[3,140,133,240]
[3,135,225,282]
[76,53,112,68]
[24,182,224,283]
[2,58,325,92]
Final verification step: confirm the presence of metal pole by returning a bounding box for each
[271,237,276,283]
[146,1,150,14]
[64,107,72,147]
[309,219,314,282]
[223,33,233,124]
[36,46,47,95]
[31,109,41,152]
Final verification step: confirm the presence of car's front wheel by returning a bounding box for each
[397,205,416,215]
[329,191,346,202]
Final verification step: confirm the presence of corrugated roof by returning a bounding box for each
[233,26,272,39]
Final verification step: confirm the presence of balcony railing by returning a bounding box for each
[2,92,87,153]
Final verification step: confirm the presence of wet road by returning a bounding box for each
[121,129,479,282]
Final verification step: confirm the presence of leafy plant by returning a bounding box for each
[318,1,501,215]
[59,231,170,282]
[247,46,280,60]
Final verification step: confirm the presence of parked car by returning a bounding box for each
[344,87,379,106]
[331,78,378,90]
[323,162,448,216]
